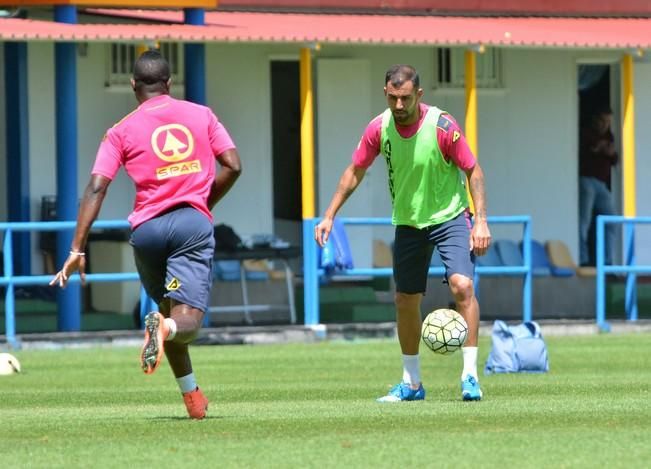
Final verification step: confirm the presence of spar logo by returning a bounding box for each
[150,124,202,180]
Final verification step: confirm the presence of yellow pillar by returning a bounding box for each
[299,47,316,219]
[621,54,637,217]
[464,49,478,212]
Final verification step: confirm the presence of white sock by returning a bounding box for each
[462,347,479,380]
[402,354,421,387]
[164,318,177,341]
[176,373,197,394]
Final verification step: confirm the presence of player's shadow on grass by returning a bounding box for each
[150,415,224,421]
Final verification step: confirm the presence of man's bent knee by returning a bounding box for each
[448,274,474,300]
[169,302,205,343]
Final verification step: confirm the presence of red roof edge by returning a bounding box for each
[215,0,651,17]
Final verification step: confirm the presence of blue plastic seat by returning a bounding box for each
[476,243,502,267]
[494,239,524,267]
[213,260,241,281]
[214,259,271,281]
[520,239,551,276]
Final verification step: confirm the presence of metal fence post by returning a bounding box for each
[624,221,637,321]
[303,218,320,326]
[2,228,19,348]
[522,217,532,322]
[596,216,608,331]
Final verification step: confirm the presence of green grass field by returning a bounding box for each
[1,334,650,468]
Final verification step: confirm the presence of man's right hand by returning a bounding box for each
[315,218,334,248]
[49,252,87,289]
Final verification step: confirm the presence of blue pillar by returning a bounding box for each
[4,42,31,275]
[54,5,81,331]
[522,217,532,322]
[184,8,209,326]
[303,219,320,325]
[624,222,638,321]
[595,216,609,331]
[183,8,206,105]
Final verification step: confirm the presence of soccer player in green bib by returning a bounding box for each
[315,64,491,402]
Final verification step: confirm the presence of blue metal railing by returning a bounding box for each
[596,215,651,331]
[302,215,532,326]
[2,216,535,345]
[1,220,155,349]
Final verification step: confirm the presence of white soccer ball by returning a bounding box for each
[0,353,21,375]
[421,309,468,354]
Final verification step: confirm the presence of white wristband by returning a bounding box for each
[69,250,85,256]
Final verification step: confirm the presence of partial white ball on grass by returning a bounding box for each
[0,353,21,375]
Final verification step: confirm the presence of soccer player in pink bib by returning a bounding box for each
[50,50,242,419]
[315,64,491,402]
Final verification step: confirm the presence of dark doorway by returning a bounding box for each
[578,65,610,125]
[271,61,302,222]
[577,64,618,266]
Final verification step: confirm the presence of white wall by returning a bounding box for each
[316,58,373,267]
[310,46,651,264]
[633,61,651,262]
[488,49,578,249]
[311,46,580,259]
[26,42,56,273]
[27,42,56,217]
[4,41,651,274]
[204,44,275,235]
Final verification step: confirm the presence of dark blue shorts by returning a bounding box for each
[129,206,215,313]
[393,211,475,294]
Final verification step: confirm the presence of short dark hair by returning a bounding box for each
[385,64,420,89]
[133,49,170,90]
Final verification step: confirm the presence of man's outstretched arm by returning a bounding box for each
[50,174,111,288]
[315,163,367,247]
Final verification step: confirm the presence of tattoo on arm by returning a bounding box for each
[469,173,487,220]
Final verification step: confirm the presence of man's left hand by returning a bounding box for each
[470,220,491,256]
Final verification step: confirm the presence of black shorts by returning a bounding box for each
[129,206,215,312]
[393,211,475,294]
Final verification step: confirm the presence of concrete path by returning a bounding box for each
[2,319,650,350]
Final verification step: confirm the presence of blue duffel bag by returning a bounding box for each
[484,320,550,374]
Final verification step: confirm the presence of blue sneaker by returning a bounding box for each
[461,375,483,401]
[377,382,425,402]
